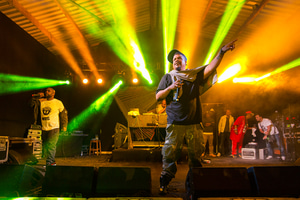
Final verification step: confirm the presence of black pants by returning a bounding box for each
[42,128,60,165]
[219,131,231,156]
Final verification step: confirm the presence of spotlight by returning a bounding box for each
[97,78,103,84]
[83,78,89,84]
[132,78,138,84]
[59,80,71,85]
[112,73,126,86]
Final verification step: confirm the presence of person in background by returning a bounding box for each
[218,109,234,157]
[255,114,286,160]
[203,111,216,157]
[156,99,167,114]
[230,111,254,158]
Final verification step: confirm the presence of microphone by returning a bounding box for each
[175,87,180,101]
[32,94,41,97]
[173,79,182,102]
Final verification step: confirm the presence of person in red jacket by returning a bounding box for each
[230,111,254,158]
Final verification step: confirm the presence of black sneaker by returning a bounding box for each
[159,185,168,195]
[159,175,172,195]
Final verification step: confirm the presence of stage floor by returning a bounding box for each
[30,147,299,199]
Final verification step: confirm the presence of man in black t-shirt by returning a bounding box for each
[156,39,237,194]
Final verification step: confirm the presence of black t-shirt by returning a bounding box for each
[156,70,205,125]
[203,116,215,132]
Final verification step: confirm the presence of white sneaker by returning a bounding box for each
[266,156,273,159]
[281,156,286,161]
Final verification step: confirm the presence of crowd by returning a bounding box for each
[201,109,286,160]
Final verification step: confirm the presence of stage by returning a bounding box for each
[1,146,298,199]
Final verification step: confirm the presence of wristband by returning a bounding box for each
[220,46,226,55]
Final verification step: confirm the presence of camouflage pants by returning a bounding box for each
[161,124,205,178]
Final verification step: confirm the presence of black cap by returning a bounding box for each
[167,49,187,64]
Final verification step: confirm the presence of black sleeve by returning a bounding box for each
[156,74,173,104]
[60,108,68,129]
[30,97,41,125]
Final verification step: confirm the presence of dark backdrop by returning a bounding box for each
[0,12,127,151]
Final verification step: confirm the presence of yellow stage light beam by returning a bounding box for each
[176,0,207,66]
[53,36,85,80]
[233,73,273,84]
[255,73,271,82]
[233,77,256,84]
[162,0,181,73]
[217,63,241,83]
[54,0,100,79]
[236,5,300,71]
[9,0,84,80]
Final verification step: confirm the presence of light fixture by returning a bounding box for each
[132,78,138,84]
[82,78,89,84]
[97,78,103,84]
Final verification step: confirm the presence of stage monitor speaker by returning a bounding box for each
[0,164,44,197]
[0,136,9,163]
[7,149,38,165]
[187,167,253,199]
[96,167,151,196]
[248,166,300,197]
[42,165,96,197]
[56,134,86,157]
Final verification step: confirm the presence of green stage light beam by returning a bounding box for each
[233,58,300,83]
[203,0,246,65]
[162,0,180,73]
[108,0,152,85]
[271,57,300,75]
[0,73,69,95]
[68,81,123,132]
[78,0,153,85]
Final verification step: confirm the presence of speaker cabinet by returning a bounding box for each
[0,164,44,197]
[0,136,9,163]
[248,166,300,197]
[96,167,151,196]
[42,165,95,196]
[187,167,253,199]
[55,134,87,157]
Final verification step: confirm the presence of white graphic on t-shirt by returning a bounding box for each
[260,124,267,132]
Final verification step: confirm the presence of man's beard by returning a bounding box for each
[175,66,181,71]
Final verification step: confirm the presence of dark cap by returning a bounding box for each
[167,49,187,64]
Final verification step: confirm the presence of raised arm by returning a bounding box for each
[204,39,237,80]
